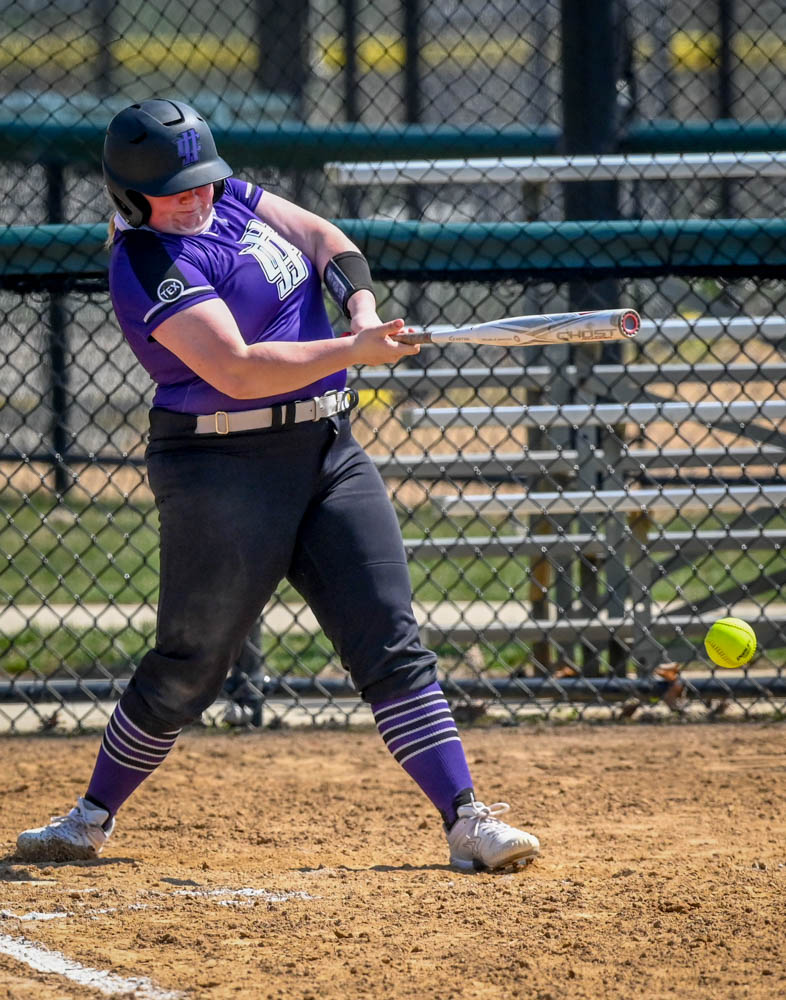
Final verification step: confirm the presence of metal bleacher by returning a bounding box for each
[326,150,786,187]
[328,148,786,689]
[351,308,786,681]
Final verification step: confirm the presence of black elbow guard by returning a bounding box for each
[323,251,374,318]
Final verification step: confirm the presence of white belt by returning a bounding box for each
[194,389,357,435]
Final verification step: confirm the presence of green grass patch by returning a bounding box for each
[405,507,786,607]
[4,489,785,624]
[652,550,786,607]
[1,622,156,677]
[263,631,336,678]
[2,491,159,605]
[0,622,336,680]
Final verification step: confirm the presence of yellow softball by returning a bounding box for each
[704,617,757,669]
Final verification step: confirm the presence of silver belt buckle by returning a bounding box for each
[214,411,230,435]
[313,393,333,421]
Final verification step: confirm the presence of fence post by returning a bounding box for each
[224,618,268,728]
[340,0,362,219]
[560,0,622,675]
[45,161,69,497]
[94,0,114,97]
[254,0,308,113]
[254,0,309,201]
[628,511,662,675]
[403,0,426,331]
[718,0,736,215]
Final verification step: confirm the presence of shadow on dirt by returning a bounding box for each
[0,856,138,878]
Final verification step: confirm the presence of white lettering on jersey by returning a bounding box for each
[238,219,308,300]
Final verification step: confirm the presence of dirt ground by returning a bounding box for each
[0,722,784,1000]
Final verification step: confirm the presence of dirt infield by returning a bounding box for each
[0,722,784,1000]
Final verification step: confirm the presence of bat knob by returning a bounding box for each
[621,310,641,337]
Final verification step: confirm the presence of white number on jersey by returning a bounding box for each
[238,219,308,299]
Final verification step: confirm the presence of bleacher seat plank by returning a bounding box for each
[403,398,786,429]
[436,483,786,517]
[402,528,786,560]
[374,445,785,480]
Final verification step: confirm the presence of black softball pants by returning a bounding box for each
[121,408,437,732]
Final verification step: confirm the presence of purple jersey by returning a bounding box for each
[109,178,345,413]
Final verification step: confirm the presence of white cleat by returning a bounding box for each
[446,800,540,872]
[15,797,115,862]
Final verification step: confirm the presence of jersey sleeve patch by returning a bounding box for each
[122,230,216,331]
[143,280,215,323]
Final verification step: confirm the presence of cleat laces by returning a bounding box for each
[457,800,514,844]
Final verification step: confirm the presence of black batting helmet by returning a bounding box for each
[103,99,233,227]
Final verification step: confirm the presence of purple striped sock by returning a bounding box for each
[86,703,181,816]
[371,682,473,826]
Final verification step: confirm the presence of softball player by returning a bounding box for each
[16,99,539,873]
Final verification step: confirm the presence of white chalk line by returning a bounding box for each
[2,907,119,922]
[0,932,185,999]
[173,887,314,906]
[1,909,70,922]
[0,885,315,995]
[1,886,315,923]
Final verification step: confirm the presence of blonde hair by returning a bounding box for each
[104,213,116,249]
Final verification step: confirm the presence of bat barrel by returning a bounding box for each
[391,308,642,347]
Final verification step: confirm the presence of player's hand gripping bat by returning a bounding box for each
[391,308,640,346]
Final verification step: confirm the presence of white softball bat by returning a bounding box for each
[392,308,640,346]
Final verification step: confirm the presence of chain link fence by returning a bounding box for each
[1,0,785,731]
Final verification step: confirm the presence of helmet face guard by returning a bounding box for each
[103,99,233,227]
